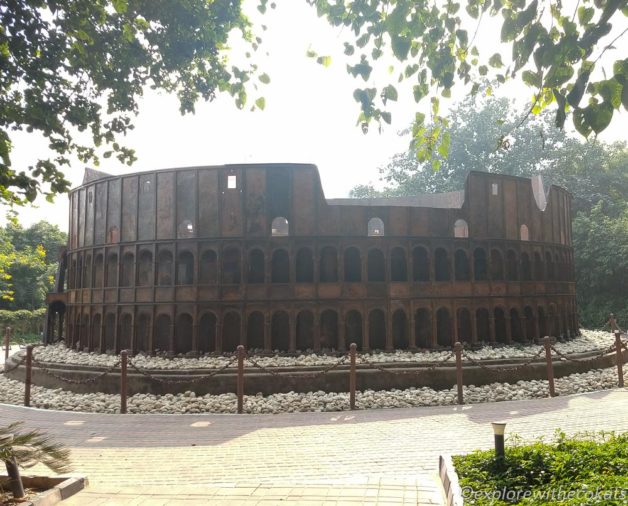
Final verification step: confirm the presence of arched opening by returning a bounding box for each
[222,247,241,284]
[538,307,548,337]
[494,308,507,343]
[222,312,241,352]
[367,217,384,236]
[534,251,544,280]
[88,313,100,351]
[414,308,431,348]
[177,251,194,285]
[474,248,487,281]
[247,249,265,283]
[344,247,362,282]
[104,313,116,352]
[94,254,104,288]
[320,310,338,350]
[545,251,554,280]
[175,313,193,354]
[368,309,386,350]
[506,250,518,281]
[555,253,563,281]
[490,249,504,281]
[436,308,451,347]
[200,250,218,284]
[157,250,173,286]
[457,308,472,343]
[520,224,529,241]
[524,306,535,340]
[550,306,560,337]
[84,255,92,288]
[392,309,408,349]
[246,312,264,351]
[120,253,134,287]
[296,248,314,282]
[154,314,171,352]
[199,313,217,353]
[345,310,363,350]
[454,250,470,281]
[136,313,150,353]
[271,217,289,236]
[108,225,119,243]
[119,313,133,352]
[510,308,523,342]
[412,247,430,281]
[476,308,490,342]
[79,314,89,350]
[106,253,118,287]
[271,249,290,283]
[454,219,468,238]
[434,248,450,281]
[77,256,83,288]
[521,252,532,281]
[319,246,338,282]
[271,311,290,351]
[178,219,194,238]
[69,258,76,289]
[296,311,314,351]
[390,247,407,282]
[137,250,153,286]
[367,249,385,282]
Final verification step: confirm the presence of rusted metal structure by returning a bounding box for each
[45,164,577,354]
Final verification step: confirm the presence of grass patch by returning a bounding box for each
[453,431,628,505]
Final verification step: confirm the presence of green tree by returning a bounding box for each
[308,0,628,162]
[0,0,266,206]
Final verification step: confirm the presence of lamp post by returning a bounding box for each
[492,422,507,461]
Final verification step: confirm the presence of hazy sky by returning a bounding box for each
[5,0,628,232]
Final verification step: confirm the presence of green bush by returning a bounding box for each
[0,308,46,341]
[453,431,628,505]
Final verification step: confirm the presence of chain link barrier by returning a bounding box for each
[358,352,455,377]
[245,354,348,379]
[0,354,26,375]
[549,344,616,365]
[461,346,545,374]
[31,357,121,385]
[127,355,238,385]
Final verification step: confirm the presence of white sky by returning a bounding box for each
[4,0,628,232]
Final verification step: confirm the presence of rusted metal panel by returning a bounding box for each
[504,179,518,240]
[94,182,107,245]
[245,168,266,236]
[138,173,156,241]
[221,168,243,237]
[106,178,121,243]
[176,171,196,239]
[293,169,315,236]
[198,169,220,237]
[121,177,138,243]
[156,172,175,240]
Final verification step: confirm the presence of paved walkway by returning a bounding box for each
[1,389,627,505]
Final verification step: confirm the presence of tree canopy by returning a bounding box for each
[0,0,265,206]
[308,0,628,165]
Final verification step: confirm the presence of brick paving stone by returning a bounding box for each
[1,388,626,504]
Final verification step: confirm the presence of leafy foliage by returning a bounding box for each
[0,0,266,205]
[0,308,46,339]
[453,431,628,505]
[307,0,628,162]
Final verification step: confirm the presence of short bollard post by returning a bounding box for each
[543,336,556,397]
[24,345,33,407]
[454,342,463,405]
[120,350,128,414]
[3,326,10,360]
[615,332,624,388]
[237,345,245,414]
[349,343,357,410]
[492,422,507,468]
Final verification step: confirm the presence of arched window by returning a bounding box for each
[457,308,472,343]
[412,247,430,281]
[454,250,470,281]
[137,250,153,286]
[434,248,450,281]
[104,313,116,352]
[136,313,151,352]
[534,251,544,280]
[390,247,407,282]
[414,308,431,348]
[157,250,173,286]
[473,248,487,281]
[77,256,83,288]
[271,217,289,236]
[320,310,338,350]
[222,312,241,352]
[177,251,194,285]
[319,246,338,282]
[94,254,104,288]
[369,309,386,350]
[344,247,361,282]
[154,314,171,352]
[120,252,135,287]
[367,217,384,236]
[84,254,92,288]
[119,313,133,352]
[200,250,218,284]
[271,249,290,283]
[199,312,217,353]
[248,249,265,283]
[345,310,363,350]
[222,247,241,284]
[506,250,518,281]
[521,252,532,281]
[106,253,118,287]
[296,311,314,351]
[392,309,408,349]
[367,249,385,282]
[271,311,290,351]
[454,219,468,238]
[175,313,193,354]
[545,251,554,280]
[494,308,507,343]
[436,308,451,346]
[520,224,529,241]
[296,248,314,282]
[490,249,504,281]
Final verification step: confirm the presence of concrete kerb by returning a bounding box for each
[438,455,464,506]
[0,475,87,506]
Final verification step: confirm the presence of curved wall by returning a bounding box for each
[55,164,577,354]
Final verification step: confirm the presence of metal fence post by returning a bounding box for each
[543,336,556,397]
[3,326,10,360]
[24,345,33,407]
[349,343,357,410]
[237,345,245,414]
[454,342,463,405]
[120,350,128,414]
[615,332,624,388]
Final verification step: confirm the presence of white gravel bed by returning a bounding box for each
[0,367,622,414]
[29,329,617,370]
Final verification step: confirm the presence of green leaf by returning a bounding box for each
[382,85,398,102]
[567,71,590,107]
[584,102,613,134]
[489,53,503,68]
[112,0,128,14]
[545,63,574,87]
[391,35,411,60]
[381,111,392,124]
[255,97,265,110]
[258,73,271,84]
[554,89,566,129]
[577,6,595,25]
[522,70,541,87]
[622,82,628,111]
[316,55,332,67]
